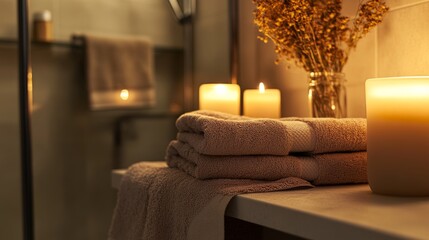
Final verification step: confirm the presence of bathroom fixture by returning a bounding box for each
[168,0,195,24]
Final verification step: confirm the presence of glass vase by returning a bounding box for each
[308,72,347,118]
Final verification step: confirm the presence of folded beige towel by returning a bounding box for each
[84,34,156,110]
[176,110,367,155]
[166,140,368,185]
[109,162,312,240]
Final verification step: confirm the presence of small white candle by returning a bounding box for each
[243,82,281,118]
[199,83,241,115]
[366,76,429,196]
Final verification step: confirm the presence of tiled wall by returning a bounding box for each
[239,0,429,118]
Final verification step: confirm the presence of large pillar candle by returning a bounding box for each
[199,83,240,115]
[366,76,429,196]
[243,83,281,118]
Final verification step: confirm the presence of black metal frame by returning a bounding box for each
[17,0,34,239]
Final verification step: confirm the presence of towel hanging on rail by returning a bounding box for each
[81,33,156,110]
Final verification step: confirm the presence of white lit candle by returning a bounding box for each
[243,82,281,118]
[199,83,241,115]
[366,76,429,196]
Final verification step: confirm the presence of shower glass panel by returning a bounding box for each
[0,0,188,239]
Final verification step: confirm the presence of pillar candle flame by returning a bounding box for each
[259,82,265,93]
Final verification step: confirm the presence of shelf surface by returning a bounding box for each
[226,184,429,240]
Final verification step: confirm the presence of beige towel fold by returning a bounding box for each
[109,162,312,240]
[297,118,367,153]
[84,34,156,110]
[166,140,318,180]
[166,140,368,185]
[312,152,368,185]
[176,110,366,155]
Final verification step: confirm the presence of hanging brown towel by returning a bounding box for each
[82,33,156,110]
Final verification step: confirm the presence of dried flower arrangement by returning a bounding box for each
[253,0,389,73]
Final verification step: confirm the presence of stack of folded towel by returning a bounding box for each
[166,110,368,185]
[110,110,369,240]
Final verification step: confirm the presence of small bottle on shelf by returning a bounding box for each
[32,10,53,42]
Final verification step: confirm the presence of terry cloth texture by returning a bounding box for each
[175,110,366,156]
[108,162,312,240]
[166,140,368,184]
